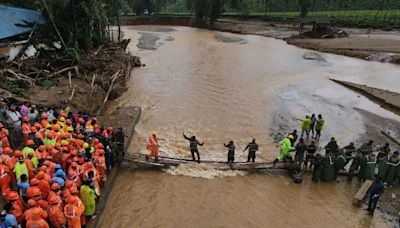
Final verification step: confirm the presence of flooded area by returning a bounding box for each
[99,26,400,227]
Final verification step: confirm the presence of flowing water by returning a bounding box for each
[99,26,400,227]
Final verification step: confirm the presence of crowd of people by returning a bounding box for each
[0,99,125,227]
[275,113,399,216]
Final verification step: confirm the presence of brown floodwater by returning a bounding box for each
[99,26,400,227]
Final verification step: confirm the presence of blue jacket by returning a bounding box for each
[52,169,66,180]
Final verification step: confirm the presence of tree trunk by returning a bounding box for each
[70,0,78,47]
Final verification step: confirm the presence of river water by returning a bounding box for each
[99,26,400,227]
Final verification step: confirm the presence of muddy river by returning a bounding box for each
[99,26,400,227]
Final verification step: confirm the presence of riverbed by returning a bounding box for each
[99,26,400,227]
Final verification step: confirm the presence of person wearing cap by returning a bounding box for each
[13,152,29,182]
[23,199,49,228]
[0,157,11,196]
[17,174,30,201]
[3,203,18,228]
[47,195,66,228]
[273,135,295,165]
[52,164,66,180]
[52,173,65,188]
[5,192,23,224]
[37,172,50,199]
[64,197,83,228]
[94,149,107,185]
[0,123,10,149]
[19,102,29,117]
[80,180,96,219]
[146,131,160,162]
[43,132,56,147]
[21,116,32,145]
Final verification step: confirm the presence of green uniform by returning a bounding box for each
[22,147,39,167]
[301,118,311,131]
[321,154,335,181]
[278,138,293,161]
[80,185,96,216]
[362,155,376,181]
[378,156,400,184]
[14,162,29,182]
[335,154,347,175]
[315,118,324,131]
[43,138,56,147]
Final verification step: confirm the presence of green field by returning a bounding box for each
[224,10,400,29]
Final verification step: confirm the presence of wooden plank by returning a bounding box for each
[353,180,373,207]
[381,131,400,146]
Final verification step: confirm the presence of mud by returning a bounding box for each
[137,32,160,50]
[215,33,247,44]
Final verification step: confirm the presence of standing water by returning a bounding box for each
[99,26,400,227]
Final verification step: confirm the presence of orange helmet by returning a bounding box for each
[48,195,59,205]
[3,147,12,155]
[39,166,47,172]
[69,186,78,194]
[53,125,60,131]
[70,150,78,156]
[6,191,19,201]
[41,113,48,119]
[96,149,105,155]
[94,129,101,134]
[30,127,37,133]
[36,171,45,179]
[96,143,103,149]
[86,161,94,169]
[68,196,77,204]
[46,145,53,152]
[26,139,34,146]
[30,178,39,186]
[38,145,46,151]
[31,187,41,197]
[34,123,42,129]
[60,112,67,118]
[55,143,61,148]
[66,119,72,125]
[51,183,60,191]
[27,199,37,207]
[22,116,29,122]
[78,118,84,123]
[46,156,53,160]
[47,132,54,139]
[107,127,113,132]
[93,124,99,130]
[13,150,22,157]
[77,134,84,139]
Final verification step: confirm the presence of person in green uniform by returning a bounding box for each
[80,180,96,219]
[300,115,311,138]
[321,152,336,181]
[273,135,295,165]
[314,114,324,140]
[377,143,390,160]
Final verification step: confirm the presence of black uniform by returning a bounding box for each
[312,155,323,183]
[224,142,235,163]
[305,143,317,168]
[244,142,259,162]
[183,134,203,162]
[295,141,307,169]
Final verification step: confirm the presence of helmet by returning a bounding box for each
[107,127,113,132]
[93,138,99,144]
[93,124,99,130]
[48,195,59,205]
[13,150,22,157]
[94,129,101,134]
[36,171,45,179]
[78,118,84,123]
[22,116,29,122]
[3,147,12,155]
[31,187,41,197]
[288,135,294,139]
[66,119,72,125]
[69,186,78,194]
[39,166,47,172]
[86,162,94,169]
[55,143,61,148]
[30,178,39,186]
[51,183,60,191]
[53,125,60,131]
[34,123,42,129]
[46,156,53,160]
[96,149,105,155]
[27,199,37,207]
[65,181,74,189]
[70,162,78,168]
[41,113,48,119]
[67,127,73,133]
[61,140,68,146]
[77,134,84,139]
[96,143,103,149]
[30,127,37,132]
[26,139,34,146]
[59,117,65,122]
[70,150,78,156]
[45,124,52,129]
[38,145,46,151]
[47,132,54,139]
[152,131,158,136]
[68,196,77,204]
[55,164,61,169]
[60,112,67,118]
[46,145,53,152]
[83,142,89,149]
[6,191,18,201]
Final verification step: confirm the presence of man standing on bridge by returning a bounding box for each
[146,131,160,162]
[243,138,259,162]
[183,132,204,163]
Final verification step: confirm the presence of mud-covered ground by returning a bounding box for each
[211,18,400,65]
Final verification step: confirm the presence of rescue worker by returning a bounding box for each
[347,149,362,181]
[43,132,56,147]
[6,191,23,224]
[274,135,295,165]
[3,203,18,228]
[80,181,96,219]
[310,113,317,138]
[0,123,10,148]
[21,116,31,145]
[314,114,324,140]
[377,143,390,160]
[37,171,50,200]
[0,158,11,196]
[64,196,83,228]
[343,142,356,165]
[243,138,259,162]
[47,195,66,228]
[23,199,49,228]
[360,140,374,155]
[52,164,66,180]
[94,149,107,186]
[13,152,29,182]
[146,131,161,162]
[183,132,204,163]
[304,141,317,169]
[312,154,323,183]
[295,138,307,169]
[22,140,39,166]
[112,127,125,158]
[324,137,339,155]
[300,115,311,138]
[17,174,30,202]
[224,141,235,164]
[365,175,384,216]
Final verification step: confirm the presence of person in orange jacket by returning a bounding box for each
[35,145,48,163]
[82,162,100,195]
[69,186,86,227]
[27,183,48,210]
[6,191,24,224]
[25,152,36,180]
[1,147,12,166]
[94,149,107,185]
[21,116,32,145]
[146,131,160,162]
[40,114,49,129]
[36,171,50,200]
[47,195,66,228]
[38,166,52,185]
[23,199,49,228]
[48,183,63,206]
[0,157,11,196]
[64,196,83,228]
[0,123,10,148]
